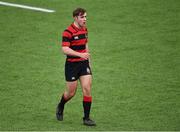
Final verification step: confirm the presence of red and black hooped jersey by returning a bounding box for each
[62,23,88,62]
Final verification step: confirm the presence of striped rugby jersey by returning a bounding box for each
[62,23,88,62]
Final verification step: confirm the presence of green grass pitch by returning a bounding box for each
[0,0,180,131]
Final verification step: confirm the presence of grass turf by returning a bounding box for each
[0,0,180,130]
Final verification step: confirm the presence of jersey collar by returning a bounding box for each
[71,23,86,31]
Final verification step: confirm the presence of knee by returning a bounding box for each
[65,81,78,98]
[83,85,91,96]
[64,88,77,99]
[69,91,76,97]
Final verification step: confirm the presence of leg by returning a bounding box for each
[80,75,96,126]
[56,80,78,121]
[64,81,78,100]
[80,75,92,97]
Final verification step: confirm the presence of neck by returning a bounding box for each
[74,21,82,29]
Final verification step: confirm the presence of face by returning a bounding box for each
[74,12,87,28]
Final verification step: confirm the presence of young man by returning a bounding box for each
[56,8,96,126]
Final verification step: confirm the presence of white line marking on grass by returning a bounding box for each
[0,1,55,13]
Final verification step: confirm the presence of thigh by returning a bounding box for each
[80,75,92,96]
[66,81,78,92]
[64,81,78,98]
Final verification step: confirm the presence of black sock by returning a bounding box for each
[58,95,68,112]
[83,96,92,119]
[83,101,92,119]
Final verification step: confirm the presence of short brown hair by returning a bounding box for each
[73,8,86,17]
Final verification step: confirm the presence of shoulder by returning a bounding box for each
[85,27,88,31]
[62,26,73,38]
[84,27,88,35]
[62,24,77,37]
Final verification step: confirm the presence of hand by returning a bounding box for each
[79,52,90,60]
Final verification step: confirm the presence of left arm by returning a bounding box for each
[86,43,91,67]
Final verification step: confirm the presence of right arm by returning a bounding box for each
[62,46,90,60]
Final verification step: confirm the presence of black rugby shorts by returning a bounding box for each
[65,60,92,81]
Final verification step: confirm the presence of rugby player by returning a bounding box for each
[56,7,96,126]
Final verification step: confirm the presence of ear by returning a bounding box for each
[74,16,78,21]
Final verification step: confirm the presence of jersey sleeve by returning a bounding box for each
[85,28,88,43]
[62,30,72,47]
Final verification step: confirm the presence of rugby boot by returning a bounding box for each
[83,117,96,126]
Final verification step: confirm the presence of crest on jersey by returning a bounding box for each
[74,36,79,40]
